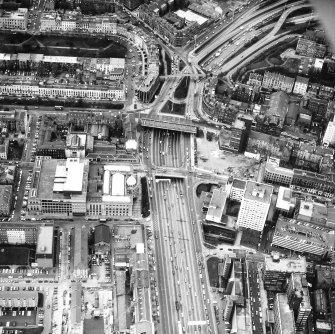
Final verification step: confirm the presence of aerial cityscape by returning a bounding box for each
[0,0,334,333]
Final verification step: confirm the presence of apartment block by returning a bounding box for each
[263,157,293,187]
[229,179,246,202]
[275,187,296,217]
[272,218,335,258]
[262,71,295,93]
[293,76,309,96]
[291,169,335,199]
[0,8,28,30]
[247,72,263,88]
[0,83,124,101]
[237,181,273,231]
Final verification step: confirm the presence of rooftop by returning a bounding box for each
[264,255,307,274]
[0,291,39,308]
[275,294,296,334]
[276,187,296,212]
[231,179,246,190]
[296,75,309,84]
[30,158,88,202]
[206,188,227,224]
[175,9,208,25]
[36,226,54,255]
[244,181,273,204]
[0,247,30,266]
[275,217,335,251]
[265,157,294,178]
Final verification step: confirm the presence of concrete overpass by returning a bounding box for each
[141,115,197,134]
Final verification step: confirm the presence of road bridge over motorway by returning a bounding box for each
[141,115,197,134]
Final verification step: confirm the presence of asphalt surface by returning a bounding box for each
[247,261,263,334]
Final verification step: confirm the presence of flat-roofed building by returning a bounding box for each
[36,225,54,267]
[323,116,335,147]
[205,188,227,224]
[0,224,38,244]
[275,187,296,217]
[229,179,246,202]
[263,255,307,293]
[87,164,134,218]
[273,294,296,334]
[27,157,89,219]
[237,181,273,231]
[73,225,88,279]
[272,218,335,258]
[0,8,28,30]
[263,157,293,186]
[136,72,160,103]
[296,200,328,227]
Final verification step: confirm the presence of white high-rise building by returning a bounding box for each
[323,116,335,147]
[237,181,273,231]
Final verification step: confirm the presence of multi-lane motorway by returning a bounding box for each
[142,126,217,334]
[152,176,216,334]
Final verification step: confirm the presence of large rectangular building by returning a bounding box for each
[36,225,54,267]
[272,218,335,258]
[205,188,227,224]
[0,8,28,30]
[291,169,335,199]
[87,164,134,218]
[229,179,246,202]
[237,181,273,231]
[263,157,293,186]
[263,255,307,293]
[27,157,89,218]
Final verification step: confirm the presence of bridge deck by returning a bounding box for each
[141,115,197,134]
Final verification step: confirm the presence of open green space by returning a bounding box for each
[207,257,219,287]
[0,97,124,109]
[174,76,190,100]
[161,100,186,116]
[0,33,127,58]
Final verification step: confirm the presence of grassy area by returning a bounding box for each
[207,257,219,287]
[0,34,127,58]
[165,52,172,75]
[0,97,124,109]
[174,76,190,99]
[161,100,186,116]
